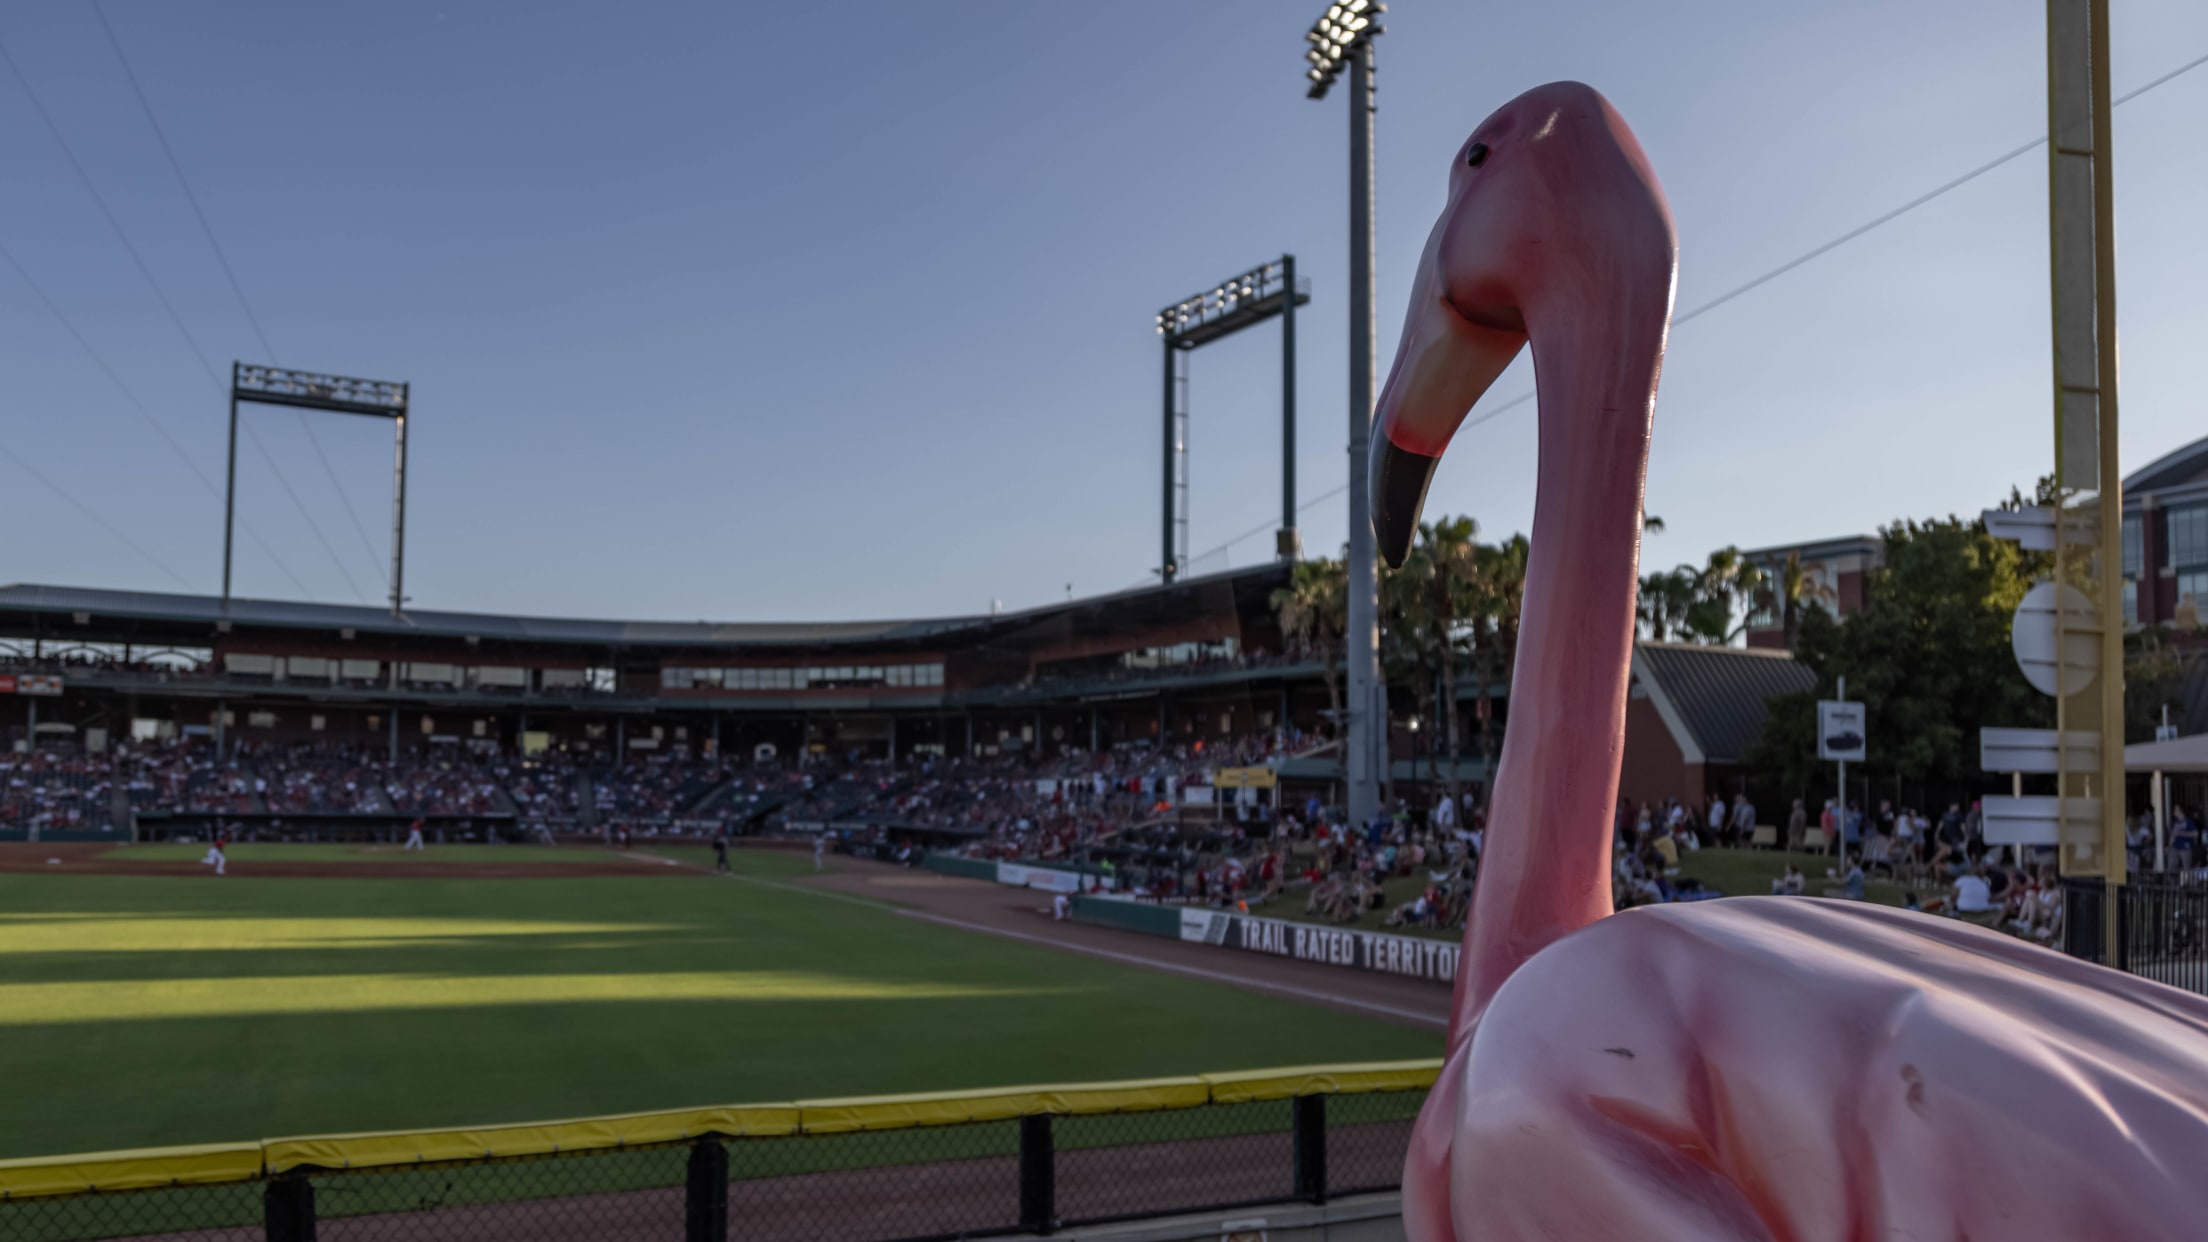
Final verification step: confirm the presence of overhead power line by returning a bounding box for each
[0,236,314,599]
[1178,45,2208,573]
[0,33,364,602]
[0,445,191,590]
[91,0,391,592]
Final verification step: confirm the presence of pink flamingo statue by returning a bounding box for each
[1376,81,2208,1241]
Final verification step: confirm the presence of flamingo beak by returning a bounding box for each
[1369,292,1527,569]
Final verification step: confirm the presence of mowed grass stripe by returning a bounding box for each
[0,869,1437,1160]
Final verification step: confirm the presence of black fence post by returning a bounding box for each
[1292,1093,1328,1204]
[686,1138,729,1242]
[1019,1113,1056,1234]
[2116,883,2133,974]
[2061,877,2104,961]
[263,1172,315,1242]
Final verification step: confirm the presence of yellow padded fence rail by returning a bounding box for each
[0,1059,1440,1200]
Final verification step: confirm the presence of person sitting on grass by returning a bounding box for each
[1950,863,2001,925]
[1770,863,1805,896]
[1386,885,1437,929]
[1305,873,1344,918]
[1825,853,1867,901]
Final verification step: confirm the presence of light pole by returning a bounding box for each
[1304,0,1387,824]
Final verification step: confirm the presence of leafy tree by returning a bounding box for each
[1748,511,2053,795]
[2125,626,2190,744]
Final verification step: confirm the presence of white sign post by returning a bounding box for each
[1819,680,1866,842]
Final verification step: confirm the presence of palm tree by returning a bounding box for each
[1466,533,1528,803]
[1679,546,1764,644]
[1636,567,1697,641]
[1271,558,1348,731]
[1391,517,1483,798]
[1766,549,1808,648]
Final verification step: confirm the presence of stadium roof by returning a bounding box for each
[0,564,1286,653]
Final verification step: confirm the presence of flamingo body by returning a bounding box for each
[1373,81,2208,1240]
[1408,899,2208,1240]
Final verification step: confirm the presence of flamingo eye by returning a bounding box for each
[1465,142,1489,167]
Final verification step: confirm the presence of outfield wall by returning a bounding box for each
[0,1060,1439,1241]
[1072,897,1458,986]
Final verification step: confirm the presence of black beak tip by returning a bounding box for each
[1371,438,1440,570]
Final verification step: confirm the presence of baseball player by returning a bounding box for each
[813,832,827,872]
[403,817,426,851]
[200,829,229,876]
[711,828,731,873]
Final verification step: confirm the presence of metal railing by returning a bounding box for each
[0,1060,1436,1241]
[2063,877,2208,995]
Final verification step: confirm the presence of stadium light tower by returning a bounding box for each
[1304,0,1388,824]
[1154,256,1312,582]
[225,365,411,618]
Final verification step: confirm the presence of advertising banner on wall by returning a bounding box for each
[1177,909,1457,984]
[15,675,61,697]
[997,862,1113,894]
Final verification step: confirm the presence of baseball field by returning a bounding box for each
[0,843,1437,1161]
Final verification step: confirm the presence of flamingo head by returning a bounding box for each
[1369,81,1676,569]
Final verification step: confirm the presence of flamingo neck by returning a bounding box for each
[1446,289,1664,1050]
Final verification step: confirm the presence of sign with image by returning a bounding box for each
[1817,700,1867,761]
[15,675,61,697]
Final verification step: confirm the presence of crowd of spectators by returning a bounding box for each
[926,731,1306,864]
[4,740,769,829]
[252,744,386,815]
[592,756,737,822]
[493,753,582,821]
[125,741,257,816]
[1,751,124,831]
[382,755,505,816]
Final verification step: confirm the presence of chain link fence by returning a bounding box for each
[0,1068,1433,1242]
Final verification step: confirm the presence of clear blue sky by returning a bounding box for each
[3,1,2205,622]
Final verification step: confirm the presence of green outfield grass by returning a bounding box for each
[112,842,634,865]
[0,850,1435,1161]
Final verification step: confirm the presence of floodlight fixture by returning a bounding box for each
[1304,0,1383,99]
[223,363,412,620]
[1151,257,1311,582]
[1155,258,1307,348]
